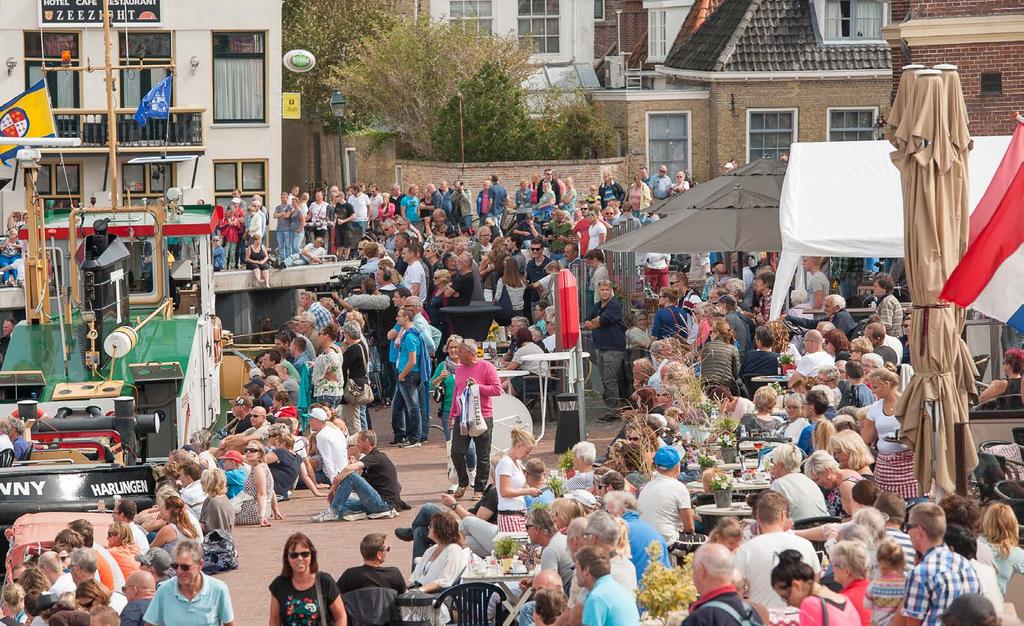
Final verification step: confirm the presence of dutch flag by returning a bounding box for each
[942,123,1024,329]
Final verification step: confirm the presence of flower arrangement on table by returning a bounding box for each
[547,476,565,498]
[778,353,796,374]
[638,542,697,625]
[709,472,734,493]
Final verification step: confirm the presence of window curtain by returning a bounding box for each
[30,65,75,108]
[825,0,841,38]
[214,58,264,121]
[857,0,882,38]
[123,68,168,109]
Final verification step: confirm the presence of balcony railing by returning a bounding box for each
[52,108,205,149]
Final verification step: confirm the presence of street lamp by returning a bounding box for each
[330,90,347,188]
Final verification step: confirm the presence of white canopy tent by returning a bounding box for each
[769,136,1011,319]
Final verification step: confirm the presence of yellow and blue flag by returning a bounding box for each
[0,79,57,163]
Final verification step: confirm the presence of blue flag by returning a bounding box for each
[134,76,172,127]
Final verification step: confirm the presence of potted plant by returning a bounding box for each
[548,475,566,498]
[638,543,697,625]
[493,536,519,573]
[559,449,576,478]
[778,353,796,375]
[710,473,734,508]
[719,432,738,464]
[697,454,718,470]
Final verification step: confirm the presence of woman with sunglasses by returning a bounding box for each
[235,443,279,527]
[771,548,859,626]
[105,522,141,580]
[269,532,347,626]
[150,495,200,559]
[75,578,112,613]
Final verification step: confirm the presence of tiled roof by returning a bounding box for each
[663,0,891,73]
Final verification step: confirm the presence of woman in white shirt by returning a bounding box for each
[861,367,918,501]
[494,258,527,317]
[494,427,540,533]
[411,510,468,593]
[781,392,810,442]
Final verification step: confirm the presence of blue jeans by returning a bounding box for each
[330,473,390,515]
[355,220,368,236]
[292,231,304,258]
[411,503,443,563]
[391,373,422,443]
[276,230,293,259]
[0,254,19,281]
[518,601,537,626]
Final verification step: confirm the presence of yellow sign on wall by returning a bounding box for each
[282,93,301,119]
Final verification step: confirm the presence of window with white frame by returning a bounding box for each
[748,110,795,161]
[212,32,266,123]
[595,0,605,20]
[119,32,173,109]
[648,113,689,178]
[828,109,877,141]
[518,0,560,54]
[450,0,493,34]
[648,10,668,61]
[825,0,883,40]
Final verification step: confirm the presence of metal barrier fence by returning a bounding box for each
[568,219,644,317]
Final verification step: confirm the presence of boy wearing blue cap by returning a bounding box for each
[637,446,694,544]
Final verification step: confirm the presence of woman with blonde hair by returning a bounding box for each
[150,494,200,557]
[104,522,141,579]
[742,385,783,434]
[827,430,874,477]
[550,498,589,531]
[495,426,540,532]
[862,367,918,499]
[979,502,1024,592]
[812,419,837,454]
[708,516,744,552]
[700,319,741,395]
[236,442,278,527]
[199,468,235,534]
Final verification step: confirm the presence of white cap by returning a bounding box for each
[231,197,241,204]
[308,407,329,422]
[565,489,598,508]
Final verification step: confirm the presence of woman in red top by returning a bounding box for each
[572,215,590,255]
[221,201,246,269]
[831,541,871,626]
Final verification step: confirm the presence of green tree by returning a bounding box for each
[282,0,401,123]
[534,93,616,160]
[432,62,535,163]
[339,17,532,159]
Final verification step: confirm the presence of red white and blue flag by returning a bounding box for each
[942,123,1024,329]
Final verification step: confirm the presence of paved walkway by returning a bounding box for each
[220,404,619,623]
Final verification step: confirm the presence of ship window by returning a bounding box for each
[125,240,155,295]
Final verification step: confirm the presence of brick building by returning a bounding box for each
[883,0,1024,136]
[594,0,893,181]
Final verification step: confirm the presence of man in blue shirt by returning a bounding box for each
[577,545,640,626]
[142,540,234,626]
[583,281,627,414]
[490,175,508,226]
[391,307,423,448]
[602,490,670,582]
[649,165,673,199]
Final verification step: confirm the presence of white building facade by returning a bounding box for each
[0,0,282,215]
[429,0,596,65]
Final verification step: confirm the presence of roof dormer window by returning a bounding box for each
[824,0,883,41]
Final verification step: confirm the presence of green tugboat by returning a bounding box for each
[0,0,222,524]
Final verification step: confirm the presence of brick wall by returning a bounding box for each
[394,157,629,193]
[894,0,1023,20]
[594,97,713,181]
[706,78,892,168]
[595,0,647,56]
[890,41,1024,136]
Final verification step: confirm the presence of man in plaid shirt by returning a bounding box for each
[902,503,980,626]
[300,290,334,332]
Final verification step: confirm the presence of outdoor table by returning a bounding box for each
[696,503,754,518]
[460,570,536,626]
[686,479,771,493]
[497,370,530,379]
[686,458,758,472]
[518,351,589,441]
[750,375,790,384]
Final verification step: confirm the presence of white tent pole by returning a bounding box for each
[770,250,803,319]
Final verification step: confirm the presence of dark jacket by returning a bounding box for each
[598,180,625,209]
[682,587,763,626]
[699,339,741,395]
[725,310,753,354]
[588,297,626,351]
[791,308,857,337]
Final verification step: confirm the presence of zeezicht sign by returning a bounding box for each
[40,0,162,27]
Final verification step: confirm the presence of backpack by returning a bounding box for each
[842,382,869,409]
[202,529,239,574]
[701,600,763,626]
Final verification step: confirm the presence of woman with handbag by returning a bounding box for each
[269,532,347,626]
[339,321,373,434]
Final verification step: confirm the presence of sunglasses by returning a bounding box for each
[627,436,641,442]
[288,550,312,559]
[171,563,193,572]
[531,248,542,252]
[245,448,261,453]
[905,523,920,531]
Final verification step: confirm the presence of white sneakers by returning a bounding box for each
[311,508,340,523]
[316,508,397,522]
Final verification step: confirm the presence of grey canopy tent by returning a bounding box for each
[648,158,787,214]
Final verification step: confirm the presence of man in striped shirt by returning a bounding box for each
[902,503,980,626]
[875,492,917,573]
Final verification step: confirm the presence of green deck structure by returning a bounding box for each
[0,311,199,400]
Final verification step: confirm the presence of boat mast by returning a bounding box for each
[101,0,121,210]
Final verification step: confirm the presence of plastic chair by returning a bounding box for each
[433,582,508,626]
[342,587,399,626]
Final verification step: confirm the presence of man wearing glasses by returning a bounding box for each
[524,242,552,315]
[120,570,157,626]
[143,540,234,626]
[337,533,407,594]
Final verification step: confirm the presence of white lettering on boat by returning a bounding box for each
[90,480,149,497]
[0,481,45,497]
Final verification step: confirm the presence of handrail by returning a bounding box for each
[53,107,205,115]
